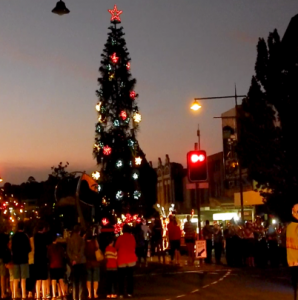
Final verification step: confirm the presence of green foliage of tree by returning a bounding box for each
[238,23,298,221]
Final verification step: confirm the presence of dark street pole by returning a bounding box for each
[194,142,202,239]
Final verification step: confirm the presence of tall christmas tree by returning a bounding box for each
[93,5,156,217]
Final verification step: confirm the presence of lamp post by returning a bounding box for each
[190,89,246,221]
[52,0,70,15]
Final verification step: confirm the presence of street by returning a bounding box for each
[131,264,293,300]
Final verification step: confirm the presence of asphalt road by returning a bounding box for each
[132,266,294,300]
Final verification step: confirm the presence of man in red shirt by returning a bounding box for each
[167,216,181,264]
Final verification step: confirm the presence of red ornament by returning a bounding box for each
[102,218,109,226]
[130,91,136,99]
[126,62,131,70]
[136,218,142,223]
[108,5,123,22]
[120,111,127,120]
[103,145,112,155]
[110,53,119,64]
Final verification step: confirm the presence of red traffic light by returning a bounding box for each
[187,150,208,182]
[191,153,205,163]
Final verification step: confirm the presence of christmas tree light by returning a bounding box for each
[135,157,142,165]
[133,112,142,123]
[110,53,119,63]
[108,5,123,22]
[92,171,100,180]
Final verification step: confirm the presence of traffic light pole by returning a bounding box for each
[194,142,202,239]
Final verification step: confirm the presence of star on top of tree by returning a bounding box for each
[108,5,123,22]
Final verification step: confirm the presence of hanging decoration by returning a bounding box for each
[133,112,142,123]
[128,139,134,147]
[92,171,100,180]
[98,114,106,123]
[94,143,101,151]
[107,64,112,71]
[132,172,139,180]
[125,117,130,124]
[111,38,117,46]
[95,102,101,112]
[110,53,119,64]
[116,191,124,200]
[133,190,141,200]
[114,214,142,234]
[126,62,131,70]
[109,73,115,81]
[130,91,136,99]
[114,120,120,127]
[116,160,123,168]
[96,125,101,133]
[101,218,109,226]
[103,145,112,155]
[98,184,102,192]
[135,157,142,165]
[108,4,123,22]
[120,111,127,120]
[102,218,109,226]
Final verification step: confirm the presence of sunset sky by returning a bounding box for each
[0,1,297,184]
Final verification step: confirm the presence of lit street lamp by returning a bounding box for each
[0,177,3,183]
[191,88,246,221]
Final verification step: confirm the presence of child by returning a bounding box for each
[105,236,117,299]
[47,233,66,300]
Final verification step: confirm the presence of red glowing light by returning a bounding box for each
[130,91,136,99]
[120,111,127,120]
[126,62,131,70]
[103,145,112,155]
[102,218,109,226]
[108,5,123,22]
[191,154,205,163]
[110,53,119,64]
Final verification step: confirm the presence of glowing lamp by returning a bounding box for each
[190,100,201,111]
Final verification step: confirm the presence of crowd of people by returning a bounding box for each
[0,220,140,300]
[0,215,288,300]
[201,217,287,268]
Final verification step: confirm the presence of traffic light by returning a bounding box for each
[187,150,208,182]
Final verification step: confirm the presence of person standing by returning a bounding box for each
[213,223,223,265]
[84,230,100,299]
[183,216,196,265]
[67,225,86,300]
[48,234,66,300]
[287,204,298,300]
[243,222,255,267]
[34,221,50,300]
[105,236,117,299]
[141,219,151,266]
[11,221,31,300]
[115,224,137,298]
[167,216,176,263]
[0,225,9,299]
[151,217,164,263]
[202,220,213,264]
[26,229,35,299]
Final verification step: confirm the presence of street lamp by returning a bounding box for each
[191,88,247,221]
[52,0,70,16]
[0,177,3,183]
